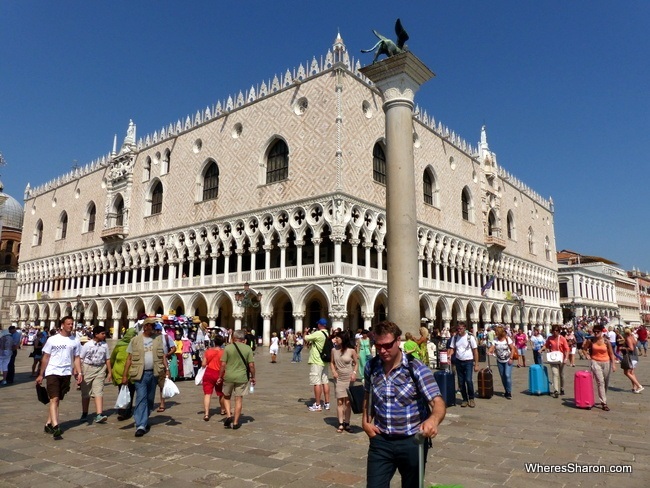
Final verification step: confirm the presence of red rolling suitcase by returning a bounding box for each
[574,370,594,409]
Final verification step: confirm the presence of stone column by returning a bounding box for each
[236,249,244,283]
[233,313,243,331]
[264,245,272,280]
[312,239,321,277]
[363,312,374,331]
[363,242,372,278]
[223,251,231,284]
[262,313,272,347]
[279,243,287,279]
[349,239,360,277]
[333,236,343,276]
[295,241,304,278]
[330,312,346,331]
[293,313,304,334]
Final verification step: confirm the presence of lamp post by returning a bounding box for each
[570,299,577,331]
[74,294,83,326]
[235,282,262,329]
[514,288,525,332]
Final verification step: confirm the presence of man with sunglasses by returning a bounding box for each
[362,321,446,487]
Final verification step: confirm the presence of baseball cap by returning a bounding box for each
[317,318,328,327]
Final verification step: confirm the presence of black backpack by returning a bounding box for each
[316,331,333,363]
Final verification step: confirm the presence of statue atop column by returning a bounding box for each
[361,18,409,63]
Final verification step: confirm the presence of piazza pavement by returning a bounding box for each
[0,343,647,488]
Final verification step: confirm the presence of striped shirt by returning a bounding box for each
[364,353,441,436]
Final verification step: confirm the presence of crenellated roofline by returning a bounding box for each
[24,35,553,212]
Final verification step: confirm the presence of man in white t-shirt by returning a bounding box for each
[36,316,82,438]
[448,322,479,408]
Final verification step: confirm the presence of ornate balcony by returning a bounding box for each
[485,234,506,252]
[101,225,127,241]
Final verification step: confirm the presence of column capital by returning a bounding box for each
[359,51,434,105]
[292,313,305,320]
[362,312,375,320]
[349,238,360,246]
[263,245,273,251]
[235,248,245,255]
[311,238,322,245]
[261,312,273,320]
[232,313,243,320]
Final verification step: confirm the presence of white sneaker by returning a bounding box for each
[634,386,644,394]
[308,403,322,412]
[324,402,330,410]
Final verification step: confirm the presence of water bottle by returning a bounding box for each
[249,383,254,394]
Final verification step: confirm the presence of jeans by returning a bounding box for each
[133,370,157,430]
[496,361,513,394]
[292,345,303,362]
[455,360,475,401]
[533,350,542,365]
[367,434,428,488]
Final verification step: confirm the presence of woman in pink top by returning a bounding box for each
[514,329,527,368]
[583,324,616,411]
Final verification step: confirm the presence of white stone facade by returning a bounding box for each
[14,39,561,341]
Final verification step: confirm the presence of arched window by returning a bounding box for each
[6,240,13,253]
[87,202,96,232]
[58,212,68,240]
[528,227,535,254]
[33,220,43,246]
[461,187,472,222]
[114,195,125,226]
[545,236,551,261]
[487,210,497,236]
[162,149,171,175]
[373,143,386,184]
[203,161,220,201]
[143,156,151,181]
[266,139,289,183]
[507,211,515,239]
[151,181,163,215]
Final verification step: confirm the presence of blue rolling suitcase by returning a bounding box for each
[528,364,550,395]
[433,367,456,407]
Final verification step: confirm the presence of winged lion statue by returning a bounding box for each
[361,19,409,63]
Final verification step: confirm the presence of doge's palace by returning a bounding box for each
[13,34,561,343]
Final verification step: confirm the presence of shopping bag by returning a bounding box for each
[36,384,50,405]
[546,351,563,364]
[162,377,180,399]
[194,367,206,386]
[114,385,132,409]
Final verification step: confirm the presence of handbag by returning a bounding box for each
[114,385,132,409]
[347,384,365,414]
[546,351,563,364]
[36,384,50,405]
[194,366,206,385]
[512,350,519,360]
[162,377,180,399]
[620,351,631,370]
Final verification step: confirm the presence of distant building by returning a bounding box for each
[0,180,22,326]
[557,250,639,325]
[628,269,650,326]
[13,35,561,341]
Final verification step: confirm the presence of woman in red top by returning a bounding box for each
[583,324,616,411]
[202,336,226,421]
[542,326,570,398]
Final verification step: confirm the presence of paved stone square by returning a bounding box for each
[0,347,647,487]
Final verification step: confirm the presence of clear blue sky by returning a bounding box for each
[1,1,648,271]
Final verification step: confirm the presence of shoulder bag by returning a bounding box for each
[233,343,251,380]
